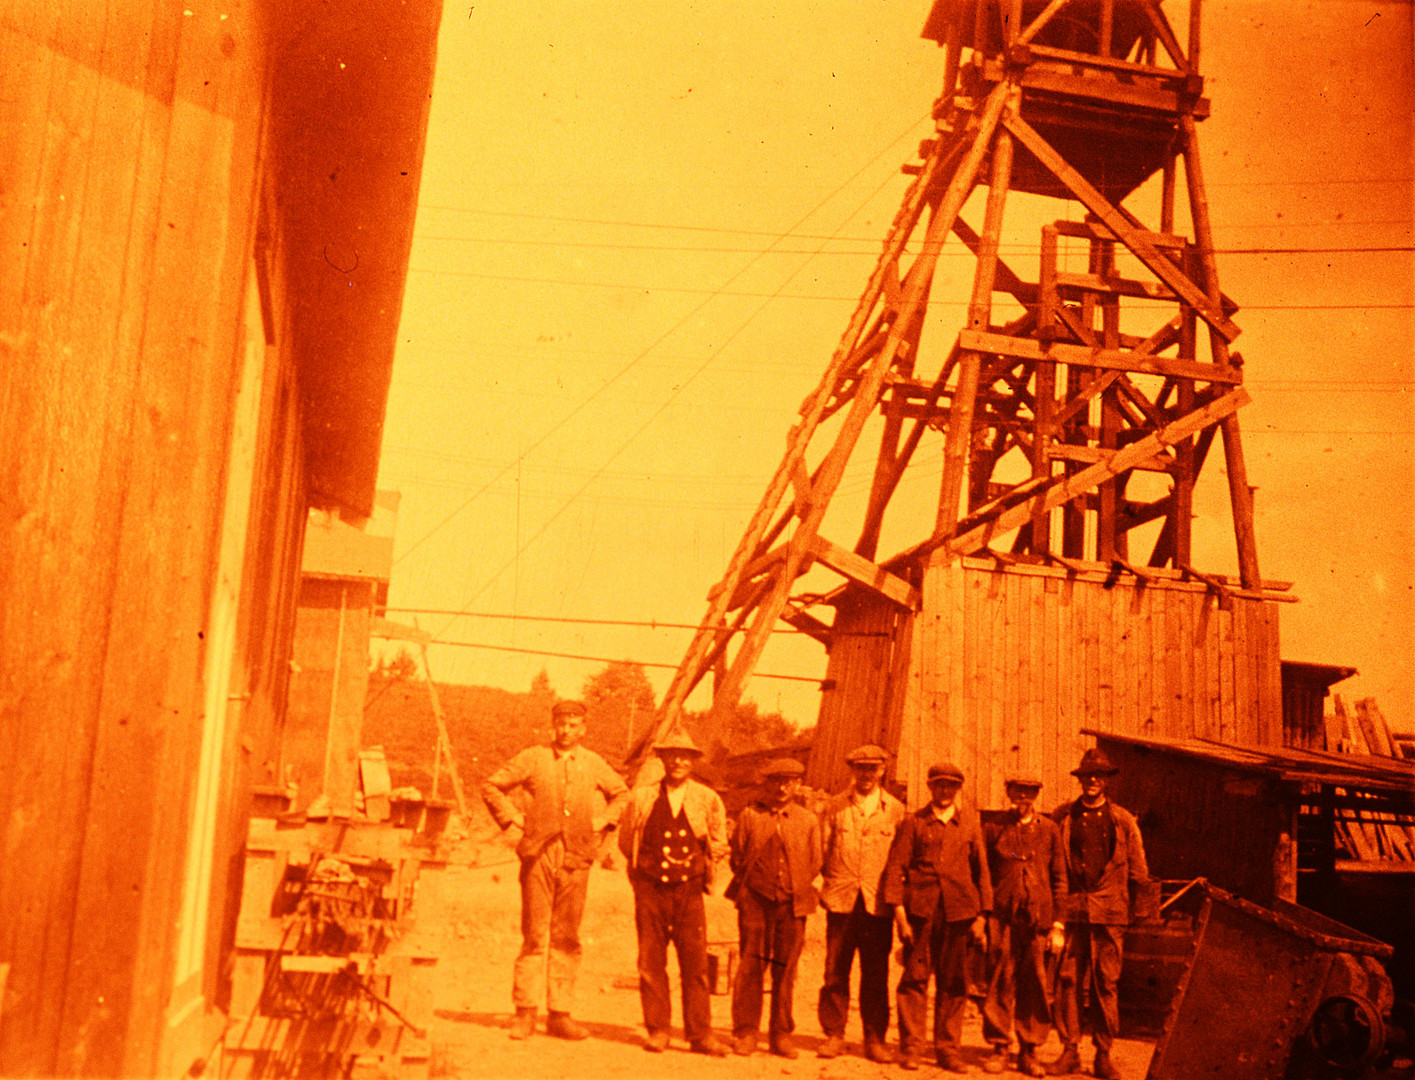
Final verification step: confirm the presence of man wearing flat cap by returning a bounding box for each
[981,774,1067,1076]
[617,729,731,1056]
[481,699,629,1040]
[1047,749,1150,1080]
[883,761,992,1072]
[727,757,822,1059]
[816,743,906,1062]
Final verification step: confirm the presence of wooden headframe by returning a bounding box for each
[633,0,1278,769]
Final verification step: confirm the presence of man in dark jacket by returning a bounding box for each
[1048,749,1150,1080]
[882,761,992,1072]
[728,757,822,1059]
[982,774,1067,1076]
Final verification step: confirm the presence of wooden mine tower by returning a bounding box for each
[641,0,1292,805]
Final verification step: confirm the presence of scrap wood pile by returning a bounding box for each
[1324,695,1415,864]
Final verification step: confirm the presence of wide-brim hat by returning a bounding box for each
[1071,748,1119,777]
[845,743,890,766]
[652,729,702,756]
[551,699,588,718]
[761,757,806,779]
[926,761,965,785]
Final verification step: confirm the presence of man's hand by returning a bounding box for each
[893,907,913,946]
[1048,924,1066,954]
[970,915,987,948]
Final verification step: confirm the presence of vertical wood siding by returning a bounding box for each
[811,560,1282,812]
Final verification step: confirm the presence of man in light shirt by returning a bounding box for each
[617,729,731,1056]
[816,743,907,1063]
[481,699,629,1040]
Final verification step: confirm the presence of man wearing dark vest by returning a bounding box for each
[617,729,731,1056]
[816,743,907,1063]
[882,761,992,1072]
[982,773,1067,1076]
[1048,749,1150,1080]
[480,699,629,1040]
[728,757,822,1059]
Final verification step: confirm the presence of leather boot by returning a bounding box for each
[546,1012,589,1040]
[509,1008,536,1040]
[1093,1048,1121,1080]
[1048,1044,1082,1075]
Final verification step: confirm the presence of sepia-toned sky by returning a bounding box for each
[376,0,1414,733]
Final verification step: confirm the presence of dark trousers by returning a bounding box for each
[897,912,971,1055]
[982,916,1053,1050]
[732,888,805,1038]
[514,838,588,1012]
[632,877,713,1043]
[1054,922,1124,1051]
[817,897,893,1044]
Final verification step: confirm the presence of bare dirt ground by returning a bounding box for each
[410,834,1156,1080]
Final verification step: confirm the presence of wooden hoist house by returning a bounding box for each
[637,0,1297,808]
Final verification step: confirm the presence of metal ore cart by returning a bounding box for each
[1147,880,1397,1080]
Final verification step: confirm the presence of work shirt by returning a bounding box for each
[1052,798,1150,926]
[729,800,822,917]
[819,786,907,915]
[984,809,1067,930]
[883,803,993,922]
[481,743,628,869]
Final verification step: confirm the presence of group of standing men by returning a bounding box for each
[482,699,1150,1077]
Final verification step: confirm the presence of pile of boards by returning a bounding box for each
[1325,696,1414,864]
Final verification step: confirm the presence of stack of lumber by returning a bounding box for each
[1324,696,1415,865]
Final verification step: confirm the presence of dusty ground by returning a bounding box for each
[409,836,1156,1080]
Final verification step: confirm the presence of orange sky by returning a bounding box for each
[377,0,1414,733]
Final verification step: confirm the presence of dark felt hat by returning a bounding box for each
[1071,748,1119,777]
[926,761,965,785]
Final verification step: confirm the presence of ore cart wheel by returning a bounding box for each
[1305,993,1386,1075]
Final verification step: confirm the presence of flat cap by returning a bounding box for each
[1071,748,1119,777]
[652,729,702,756]
[845,743,890,766]
[1004,773,1043,790]
[926,761,965,784]
[551,699,588,718]
[761,757,806,778]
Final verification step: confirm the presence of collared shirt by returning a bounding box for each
[730,799,823,917]
[883,803,993,921]
[743,805,794,901]
[931,803,957,824]
[480,742,629,868]
[664,782,687,817]
[820,785,906,915]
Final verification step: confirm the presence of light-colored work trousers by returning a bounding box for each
[513,837,589,1012]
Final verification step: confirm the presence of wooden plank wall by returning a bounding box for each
[0,5,273,1076]
[811,559,1283,811]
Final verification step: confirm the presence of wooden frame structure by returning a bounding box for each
[634,0,1289,797]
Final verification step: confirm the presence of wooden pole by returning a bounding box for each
[419,645,468,817]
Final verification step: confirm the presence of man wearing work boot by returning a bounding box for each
[617,729,731,1057]
[883,761,992,1073]
[1048,749,1150,1080]
[981,774,1067,1077]
[728,757,822,1059]
[481,699,629,1040]
[816,743,906,1063]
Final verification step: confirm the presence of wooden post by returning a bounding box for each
[419,645,468,818]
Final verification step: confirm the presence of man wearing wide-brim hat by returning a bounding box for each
[882,761,992,1072]
[1046,748,1150,1080]
[617,728,731,1056]
[980,773,1067,1076]
[727,756,822,1059]
[815,743,907,1063]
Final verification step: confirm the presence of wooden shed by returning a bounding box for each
[1090,730,1415,996]
[808,557,1286,809]
[0,3,441,1075]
